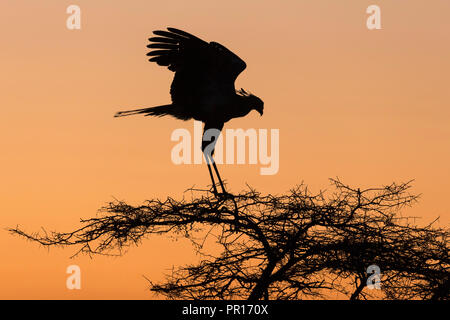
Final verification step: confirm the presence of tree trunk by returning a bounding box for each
[247,261,277,301]
[350,276,367,300]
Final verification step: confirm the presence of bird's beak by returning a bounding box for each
[258,109,264,116]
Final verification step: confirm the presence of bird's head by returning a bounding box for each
[238,89,264,116]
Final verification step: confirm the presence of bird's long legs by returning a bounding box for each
[206,158,218,195]
[212,161,226,194]
[204,153,226,195]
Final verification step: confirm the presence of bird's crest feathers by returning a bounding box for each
[237,88,252,97]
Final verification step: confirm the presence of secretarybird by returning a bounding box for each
[115,27,264,195]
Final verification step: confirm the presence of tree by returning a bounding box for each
[9,179,449,300]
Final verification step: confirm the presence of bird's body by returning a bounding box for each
[115,27,264,194]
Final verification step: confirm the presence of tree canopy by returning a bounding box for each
[9,179,449,300]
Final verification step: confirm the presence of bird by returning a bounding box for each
[115,27,264,195]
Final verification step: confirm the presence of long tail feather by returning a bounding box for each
[114,105,172,118]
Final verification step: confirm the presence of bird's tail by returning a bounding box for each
[114,104,173,118]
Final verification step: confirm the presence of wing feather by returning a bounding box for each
[146,49,172,56]
[148,36,179,44]
[147,43,177,49]
[147,27,247,105]
[152,30,188,41]
[147,27,246,79]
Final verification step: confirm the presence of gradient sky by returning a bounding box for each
[1,0,449,299]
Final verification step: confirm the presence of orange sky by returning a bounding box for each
[1,0,449,299]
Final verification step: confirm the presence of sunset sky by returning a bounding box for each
[1,0,449,299]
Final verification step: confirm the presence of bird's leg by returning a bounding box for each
[205,154,219,195]
[202,122,225,196]
[212,161,227,195]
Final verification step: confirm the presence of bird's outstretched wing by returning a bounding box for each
[147,27,246,91]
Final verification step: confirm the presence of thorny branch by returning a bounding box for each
[9,179,449,300]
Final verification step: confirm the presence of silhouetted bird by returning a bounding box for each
[115,27,264,195]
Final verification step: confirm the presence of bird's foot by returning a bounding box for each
[210,184,219,197]
[209,183,233,200]
[210,188,230,199]
[216,190,234,200]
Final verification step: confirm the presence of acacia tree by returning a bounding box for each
[9,179,449,300]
